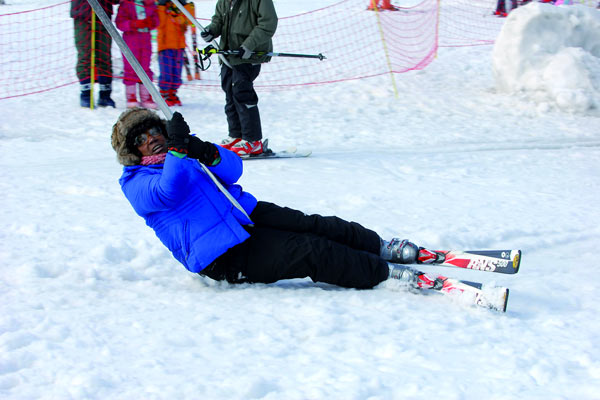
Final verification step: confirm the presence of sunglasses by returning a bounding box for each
[134,127,162,147]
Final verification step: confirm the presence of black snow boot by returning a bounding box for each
[97,76,115,108]
[80,79,91,108]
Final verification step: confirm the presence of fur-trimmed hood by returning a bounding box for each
[111,108,167,166]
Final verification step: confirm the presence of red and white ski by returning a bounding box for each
[390,266,510,312]
[420,274,510,312]
[418,249,521,274]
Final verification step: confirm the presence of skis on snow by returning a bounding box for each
[419,272,509,313]
[418,249,521,274]
[240,139,311,160]
[396,248,521,312]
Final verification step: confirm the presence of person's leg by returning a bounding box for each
[230,64,262,142]
[138,37,153,82]
[250,201,382,256]
[73,19,91,106]
[159,49,179,91]
[204,226,389,289]
[158,50,180,105]
[221,64,242,140]
[95,24,113,80]
[171,48,184,91]
[158,50,169,92]
[73,19,91,82]
[94,25,115,107]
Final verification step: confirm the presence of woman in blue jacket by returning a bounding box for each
[111,109,426,289]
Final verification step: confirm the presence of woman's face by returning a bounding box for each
[135,127,167,157]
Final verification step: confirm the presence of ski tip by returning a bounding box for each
[511,250,521,274]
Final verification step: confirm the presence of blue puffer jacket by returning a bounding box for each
[119,147,257,273]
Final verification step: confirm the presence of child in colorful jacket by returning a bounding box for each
[156,0,195,106]
[115,0,160,109]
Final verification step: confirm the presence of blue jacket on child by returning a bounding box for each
[119,147,257,273]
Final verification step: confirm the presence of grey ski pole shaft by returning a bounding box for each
[170,0,232,69]
[265,52,326,60]
[86,0,252,223]
[201,47,326,61]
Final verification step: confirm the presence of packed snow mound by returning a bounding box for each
[492,3,600,115]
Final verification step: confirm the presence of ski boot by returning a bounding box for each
[79,79,91,108]
[161,89,181,107]
[97,77,115,108]
[381,238,446,264]
[139,84,157,109]
[125,84,139,108]
[387,264,443,290]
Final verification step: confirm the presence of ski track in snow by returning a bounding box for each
[1,1,600,399]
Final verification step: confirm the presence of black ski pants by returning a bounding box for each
[220,63,262,142]
[200,201,389,289]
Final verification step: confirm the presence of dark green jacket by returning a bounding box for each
[206,0,278,65]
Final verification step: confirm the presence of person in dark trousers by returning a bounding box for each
[201,0,278,157]
[111,109,431,289]
[71,0,119,108]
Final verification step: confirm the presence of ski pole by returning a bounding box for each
[170,0,232,69]
[85,0,253,224]
[200,46,327,61]
[197,46,326,70]
[266,52,327,60]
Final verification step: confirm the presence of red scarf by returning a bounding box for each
[140,153,167,165]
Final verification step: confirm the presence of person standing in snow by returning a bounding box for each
[156,0,195,106]
[71,0,119,108]
[200,0,278,157]
[115,0,160,109]
[111,108,435,289]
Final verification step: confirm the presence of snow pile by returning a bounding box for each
[492,3,600,114]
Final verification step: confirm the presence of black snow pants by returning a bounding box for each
[220,63,262,142]
[200,201,390,289]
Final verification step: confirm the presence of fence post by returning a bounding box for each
[90,10,96,109]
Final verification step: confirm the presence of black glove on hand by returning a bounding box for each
[166,112,190,154]
[236,46,253,60]
[200,29,214,43]
[188,136,220,165]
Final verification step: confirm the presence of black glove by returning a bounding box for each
[166,112,190,154]
[200,29,214,43]
[236,45,252,60]
[157,0,168,5]
[188,136,220,165]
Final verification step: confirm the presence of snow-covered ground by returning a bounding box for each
[1,1,600,399]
